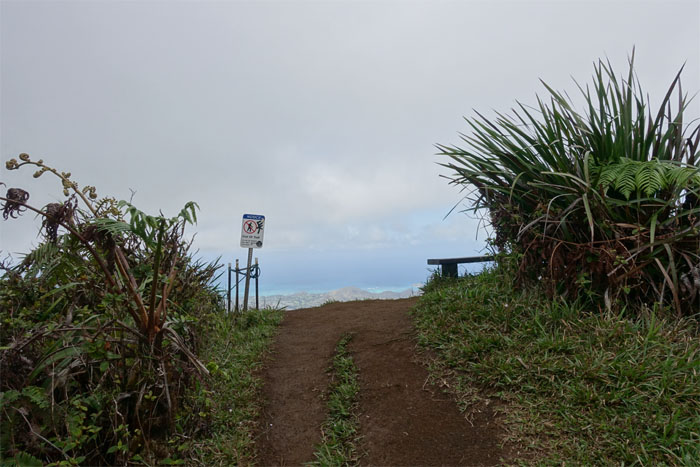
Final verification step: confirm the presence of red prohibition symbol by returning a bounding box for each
[243,220,258,234]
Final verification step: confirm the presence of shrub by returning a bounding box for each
[1,155,221,465]
[438,51,700,313]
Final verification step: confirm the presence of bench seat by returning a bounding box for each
[427,255,495,278]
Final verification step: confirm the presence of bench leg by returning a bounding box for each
[442,263,458,278]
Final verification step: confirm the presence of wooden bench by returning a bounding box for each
[427,255,495,278]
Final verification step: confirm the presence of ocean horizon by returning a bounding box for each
[214,260,493,297]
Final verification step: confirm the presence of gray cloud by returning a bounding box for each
[2,0,699,289]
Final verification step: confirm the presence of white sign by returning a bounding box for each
[240,214,265,248]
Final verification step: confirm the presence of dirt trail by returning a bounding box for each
[256,298,506,466]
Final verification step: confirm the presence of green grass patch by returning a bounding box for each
[184,309,283,465]
[309,333,361,466]
[413,266,700,465]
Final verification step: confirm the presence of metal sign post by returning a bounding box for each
[235,259,240,313]
[243,248,253,311]
[240,214,265,311]
[227,262,232,313]
[255,257,259,310]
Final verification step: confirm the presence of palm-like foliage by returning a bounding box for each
[438,52,700,313]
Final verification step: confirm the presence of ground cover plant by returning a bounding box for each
[0,155,230,465]
[186,308,283,465]
[414,264,700,464]
[309,333,361,466]
[438,51,700,314]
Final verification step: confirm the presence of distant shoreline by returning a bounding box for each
[258,285,423,310]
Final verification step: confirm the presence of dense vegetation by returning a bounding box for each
[414,265,700,464]
[425,52,700,464]
[438,52,699,314]
[0,156,279,465]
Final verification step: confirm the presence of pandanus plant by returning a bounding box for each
[438,51,700,313]
[2,154,203,352]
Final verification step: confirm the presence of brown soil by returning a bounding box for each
[256,298,507,466]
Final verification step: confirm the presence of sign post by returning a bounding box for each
[255,257,259,310]
[240,214,265,311]
[235,259,240,312]
[227,262,232,313]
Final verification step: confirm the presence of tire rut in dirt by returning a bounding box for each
[256,298,506,466]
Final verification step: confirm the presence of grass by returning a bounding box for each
[413,265,700,465]
[184,308,283,465]
[309,333,361,466]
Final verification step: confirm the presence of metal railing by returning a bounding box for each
[227,259,261,313]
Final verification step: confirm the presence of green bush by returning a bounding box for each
[1,155,222,465]
[438,52,700,313]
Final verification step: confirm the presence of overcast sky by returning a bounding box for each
[2,0,699,294]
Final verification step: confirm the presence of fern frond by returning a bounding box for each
[8,451,43,467]
[614,159,638,199]
[20,241,60,270]
[667,165,700,187]
[91,218,132,237]
[597,158,699,198]
[22,385,50,409]
[595,161,619,192]
[635,162,664,196]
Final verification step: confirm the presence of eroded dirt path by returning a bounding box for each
[256,298,506,466]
